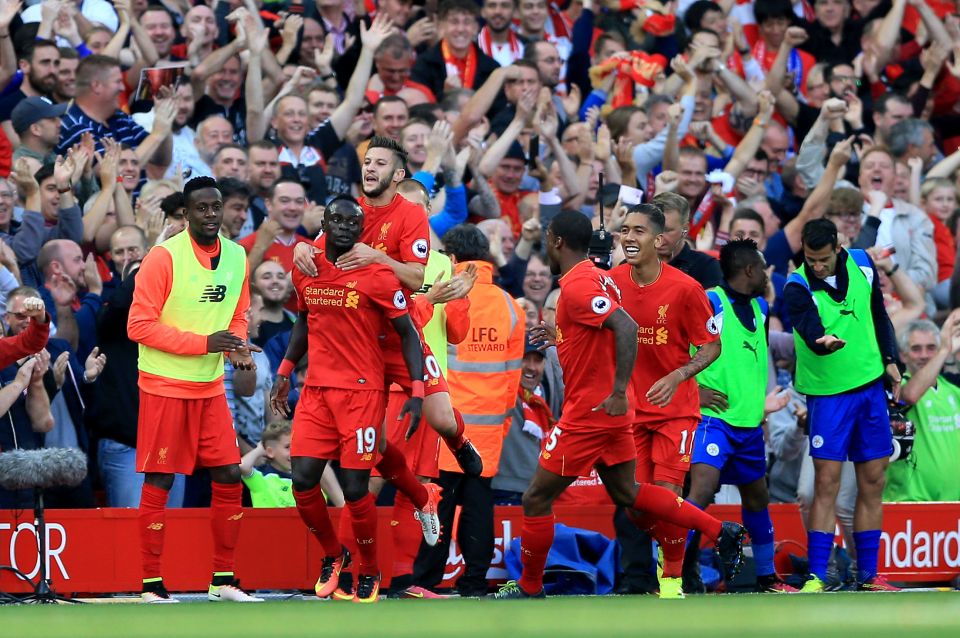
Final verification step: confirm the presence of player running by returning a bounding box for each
[494,211,744,600]
[686,239,796,593]
[609,203,723,599]
[128,177,262,603]
[271,197,424,603]
[294,137,481,545]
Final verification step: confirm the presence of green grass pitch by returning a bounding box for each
[3,592,960,638]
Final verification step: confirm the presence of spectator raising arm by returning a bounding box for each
[478,88,536,177]
[244,28,267,144]
[0,2,19,91]
[781,136,855,255]
[137,96,177,177]
[765,27,809,125]
[725,91,776,180]
[326,15,394,142]
[901,309,960,406]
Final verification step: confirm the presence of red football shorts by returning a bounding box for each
[291,386,385,469]
[383,342,448,396]
[538,422,636,478]
[136,391,239,474]
[372,388,441,479]
[633,417,700,485]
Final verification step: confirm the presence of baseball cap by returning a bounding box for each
[11,97,68,135]
[524,331,546,357]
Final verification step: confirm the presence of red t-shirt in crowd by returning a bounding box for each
[929,214,955,283]
[292,250,407,390]
[554,260,629,428]
[609,263,719,424]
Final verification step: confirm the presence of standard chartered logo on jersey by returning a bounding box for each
[304,286,360,309]
[638,326,668,345]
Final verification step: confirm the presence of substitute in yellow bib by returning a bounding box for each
[128,176,262,604]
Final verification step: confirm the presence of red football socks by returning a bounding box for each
[338,505,357,571]
[391,492,422,577]
[294,484,342,557]
[346,494,379,575]
[139,483,169,580]
[632,483,722,541]
[442,408,467,452]
[210,482,243,573]
[517,514,555,596]
[375,442,428,509]
[653,521,688,577]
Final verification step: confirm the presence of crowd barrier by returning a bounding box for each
[1,503,958,594]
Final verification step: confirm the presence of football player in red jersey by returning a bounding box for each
[610,203,722,598]
[293,137,482,550]
[271,197,425,603]
[495,211,744,599]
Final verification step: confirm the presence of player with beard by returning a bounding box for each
[608,203,723,598]
[293,136,484,552]
[494,210,744,599]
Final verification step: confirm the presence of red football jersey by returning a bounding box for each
[358,194,430,293]
[292,251,409,390]
[554,260,630,428]
[610,263,719,424]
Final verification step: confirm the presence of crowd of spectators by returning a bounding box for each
[0,0,959,524]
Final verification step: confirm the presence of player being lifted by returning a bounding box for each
[686,239,796,593]
[609,203,726,598]
[272,197,424,603]
[293,137,481,545]
[495,211,745,599]
[128,177,262,603]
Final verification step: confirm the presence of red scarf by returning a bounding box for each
[521,387,555,434]
[478,25,521,59]
[441,40,478,89]
[491,184,533,238]
[689,190,714,238]
[590,51,667,109]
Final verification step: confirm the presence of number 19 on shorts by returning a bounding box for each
[356,426,377,454]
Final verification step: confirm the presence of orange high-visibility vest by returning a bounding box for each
[439,262,525,477]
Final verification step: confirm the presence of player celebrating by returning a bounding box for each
[609,204,723,599]
[784,219,901,593]
[495,211,744,600]
[294,137,481,543]
[271,197,425,603]
[687,239,796,593]
[128,176,262,603]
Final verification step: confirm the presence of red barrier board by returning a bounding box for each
[0,503,957,594]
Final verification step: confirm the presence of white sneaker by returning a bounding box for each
[141,591,180,604]
[208,583,264,602]
[415,483,442,546]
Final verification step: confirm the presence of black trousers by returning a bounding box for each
[614,506,658,593]
[412,471,494,595]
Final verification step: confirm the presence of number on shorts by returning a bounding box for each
[545,426,563,452]
[424,355,441,380]
[355,427,377,454]
[679,429,689,455]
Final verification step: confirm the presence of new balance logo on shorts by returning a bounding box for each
[199,285,228,302]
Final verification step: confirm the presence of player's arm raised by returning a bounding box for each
[270,310,308,417]
[594,308,638,416]
[390,314,425,439]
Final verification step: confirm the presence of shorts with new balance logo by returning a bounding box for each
[291,386,386,469]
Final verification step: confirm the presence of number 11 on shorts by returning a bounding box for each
[356,426,377,454]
